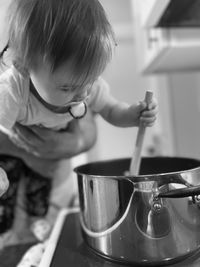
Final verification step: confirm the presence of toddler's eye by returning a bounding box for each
[60,86,73,92]
[59,84,81,92]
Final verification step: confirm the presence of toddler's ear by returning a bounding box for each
[0,168,9,197]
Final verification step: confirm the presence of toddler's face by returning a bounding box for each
[29,59,92,107]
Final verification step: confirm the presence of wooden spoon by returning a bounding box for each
[129,90,153,176]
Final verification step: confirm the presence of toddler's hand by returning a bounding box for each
[0,168,9,197]
[138,97,158,127]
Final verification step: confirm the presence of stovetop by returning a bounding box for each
[40,208,200,267]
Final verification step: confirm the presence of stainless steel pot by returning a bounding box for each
[74,157,200,266]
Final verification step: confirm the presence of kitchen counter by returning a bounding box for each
[40,208,200,267]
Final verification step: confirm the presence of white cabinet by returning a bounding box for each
[132,0,200,74]
[143,28,200,73]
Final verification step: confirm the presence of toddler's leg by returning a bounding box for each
[0,156,22,233]
[0,168,9,197]
[23,167,52,217]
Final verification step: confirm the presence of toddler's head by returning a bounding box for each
[7,0,116,86]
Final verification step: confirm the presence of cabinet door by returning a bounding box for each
[132,0,200,73]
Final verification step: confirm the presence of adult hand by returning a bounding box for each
[9,110,97,160]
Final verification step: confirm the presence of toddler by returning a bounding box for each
[0,0,157,193]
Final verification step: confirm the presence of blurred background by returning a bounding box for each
[1,0,200,163]
[90,0,168,162]
[92,0,200,162]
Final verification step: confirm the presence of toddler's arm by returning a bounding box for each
[99,94,157,128]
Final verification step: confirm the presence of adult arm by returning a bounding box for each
[0,110,97,176]
[9,110,97,160]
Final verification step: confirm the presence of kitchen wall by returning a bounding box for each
[166,73,200,159]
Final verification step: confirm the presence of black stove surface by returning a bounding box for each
[49,211,200,267]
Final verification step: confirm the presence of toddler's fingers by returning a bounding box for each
[140,116,157,125]
[0,168,9,197]
[141,109,157,117]
[144,122,155,127]
[138,101,147,112]
[147,99,158,110]
[139,100,157,113]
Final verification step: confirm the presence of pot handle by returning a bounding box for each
[158,185,200,198]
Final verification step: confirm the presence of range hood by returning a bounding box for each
[145,0,200,28]
[139,0,200,74]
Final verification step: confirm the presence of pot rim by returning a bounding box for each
[74,156,200,183]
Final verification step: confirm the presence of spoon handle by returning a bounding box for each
[129,90,153,176]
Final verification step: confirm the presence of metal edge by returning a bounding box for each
[38,207,80,267]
